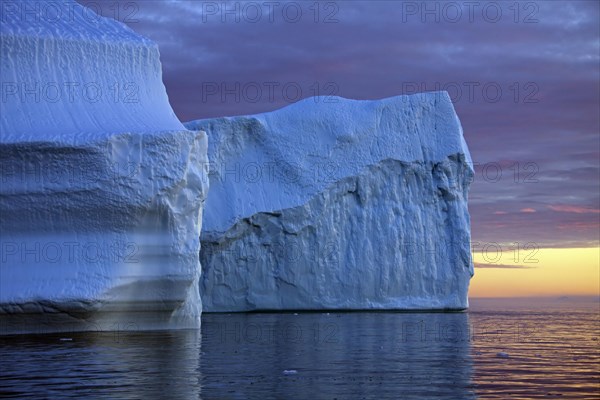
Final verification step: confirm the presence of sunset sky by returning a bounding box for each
[93,0,599,297]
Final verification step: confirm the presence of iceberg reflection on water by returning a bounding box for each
[2,298,599,399]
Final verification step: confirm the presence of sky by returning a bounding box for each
[82,0,599,297]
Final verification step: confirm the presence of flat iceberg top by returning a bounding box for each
[0,0,183,141]
[185,91,473,235]
[0,0,150,45]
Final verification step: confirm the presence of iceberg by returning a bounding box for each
[0,0,209,334]
[186,93,474,312]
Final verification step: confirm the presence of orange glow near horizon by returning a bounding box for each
[469,247,600,298]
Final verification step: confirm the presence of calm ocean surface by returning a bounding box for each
[1,297,598,399]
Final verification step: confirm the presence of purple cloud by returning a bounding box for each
[79,0,599,248]
[474,262,536,269]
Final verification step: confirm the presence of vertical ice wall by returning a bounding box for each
[186,93,474,311]
[0,0,209,333]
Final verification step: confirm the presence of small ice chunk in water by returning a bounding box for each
[283,370,298,375]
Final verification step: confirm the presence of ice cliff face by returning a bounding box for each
[0,0,209,334]
[185,93,474,312]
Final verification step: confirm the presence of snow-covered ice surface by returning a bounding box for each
[0,0,209,334]
[185,92,474,312]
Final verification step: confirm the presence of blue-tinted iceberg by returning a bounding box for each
[186,93,474,312]
[0,0,209,334]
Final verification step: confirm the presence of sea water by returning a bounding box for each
[1,297,598,399]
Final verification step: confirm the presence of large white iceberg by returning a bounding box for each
[0,0,208,334]
[186,93,474,312]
